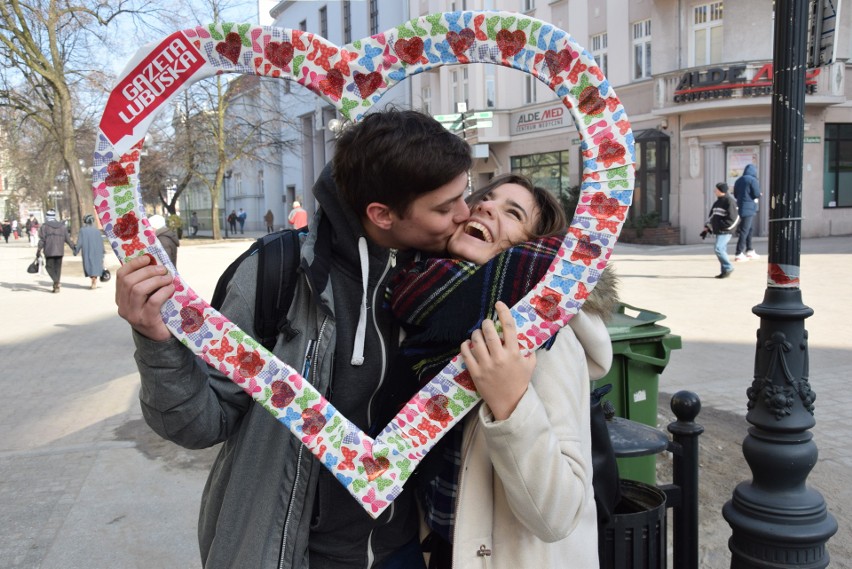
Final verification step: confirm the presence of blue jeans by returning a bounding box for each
[715,233,733,273]
[736,215,754,254]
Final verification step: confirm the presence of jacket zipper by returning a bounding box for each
[365,249,397,568]
[278,315,329,569]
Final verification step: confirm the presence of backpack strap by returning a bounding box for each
[210,229,305,352]
[254,229,303,350]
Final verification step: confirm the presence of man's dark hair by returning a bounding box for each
[333,109,472,217]
[716,182,728,193]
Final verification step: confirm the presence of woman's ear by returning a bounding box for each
[364,202,394,230]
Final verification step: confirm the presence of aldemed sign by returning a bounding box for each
[511,104,570,135]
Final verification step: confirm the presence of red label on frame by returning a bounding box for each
[101,31,205,145]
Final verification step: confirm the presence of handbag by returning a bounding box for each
[100,268,111,282]
[27,257,39,274]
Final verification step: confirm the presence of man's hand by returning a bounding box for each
[460,301,536,421]
[115,255,175,342]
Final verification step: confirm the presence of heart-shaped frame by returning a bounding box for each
[95,11,634,518]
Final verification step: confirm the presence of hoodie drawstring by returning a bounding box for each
[351,236,369,366]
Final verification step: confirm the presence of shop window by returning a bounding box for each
[632,129,671,223]
[510,151,572,210]
[824,124,852,208]
[421,86,431,114]
[319,6,327,38]
[485,66,496,108]
[591,33,608,76]
[524,75,536,104]
[692,2,723,66]
[632,19,652,80]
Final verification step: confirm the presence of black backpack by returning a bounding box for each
[210,230,621,525]
[211,229,305,350]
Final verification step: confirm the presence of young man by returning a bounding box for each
[733,164,761,261]
[115,109,471,569]
[702,182,740,279]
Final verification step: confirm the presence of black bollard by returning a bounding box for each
[666,391,703,569]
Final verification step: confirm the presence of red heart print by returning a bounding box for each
[265,41,294,69]
[530,287,563,321]
[270,380,296,408]
[226,345,265,378]
[180,306,204,333]
[361,456,390,482]
[301,408,327,436]
[425,394,451,423]
[216,32,243,64]
[113,211,139,240]
[589,193,619,219]
[496,29,526,58]
[598,139,626,168]
[394,37,424,64]
[319,69,344,99]
[544,49,573,77]
[353,71,382,99]
[570,235,602,266]
[105,161,129,187]
[578,86,606,116]
[454,369,476,391]
[143,252,158,267]
[446,29,475,57]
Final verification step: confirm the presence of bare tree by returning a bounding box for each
[0,0,165,236]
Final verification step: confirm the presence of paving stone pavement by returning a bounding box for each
[0,232,848,568]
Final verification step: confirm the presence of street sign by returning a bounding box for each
[469,120,492,129]
[471,111,493,119]
[433,113,461,123]
[808,0,842,68]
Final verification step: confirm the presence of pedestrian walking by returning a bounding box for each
[263,209,274,233]
[1,220,10,243]
[287,201,307,229]
[237,208,247,234]
[190,212,199,237]
[74,215,105,289]
[37,209,75,293]
[701,182,739,279]
[227,210,237,234]
[149,214,179,266]
[29,217,40,247]
[733,164,761,261]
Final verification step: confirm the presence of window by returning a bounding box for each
[343,1,352,43]
[235,172,243,196]
[511,151,572,207]
[632,19,652,80]
[591,33,608,76]
[258,169,264,196]
[632,129,672,222]
[524,0,535,11]
[299,20,307,32]
[524,74,536,104]
[462,68,469,107]
[369,0,379,35]
[824,124,852,207]
[692,2,723,66]
[421,86,431,114]
[319,6,327,38]
[485,66,496,108]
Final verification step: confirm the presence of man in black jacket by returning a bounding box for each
[702,182,739,279]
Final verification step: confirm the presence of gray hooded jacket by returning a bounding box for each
[133,166,417,569]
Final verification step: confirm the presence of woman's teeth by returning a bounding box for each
[465,221,493,243]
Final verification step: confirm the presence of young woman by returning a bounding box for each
[387,173,617,569]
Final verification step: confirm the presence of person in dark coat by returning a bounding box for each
[149,214,179,266]
[733,163,761,261]
[75,214,105,289]
[37,209,76,292]
[702,182,740,279]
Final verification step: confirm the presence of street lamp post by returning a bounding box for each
[722,0,837,566]
[223,170,232,238]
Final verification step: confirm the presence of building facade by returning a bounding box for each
[245,0,851,243]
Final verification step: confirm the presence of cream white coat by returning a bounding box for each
[452,311,612,569]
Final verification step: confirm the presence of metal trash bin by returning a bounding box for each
[598,303,682,484]
[598,480,667,569]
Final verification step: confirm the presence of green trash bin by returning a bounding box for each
[597,303,682,485]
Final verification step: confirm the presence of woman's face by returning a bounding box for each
[447,182,539,264]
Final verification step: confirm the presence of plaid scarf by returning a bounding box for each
[387,232,565,542]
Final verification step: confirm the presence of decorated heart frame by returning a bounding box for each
[95,11,634,518]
